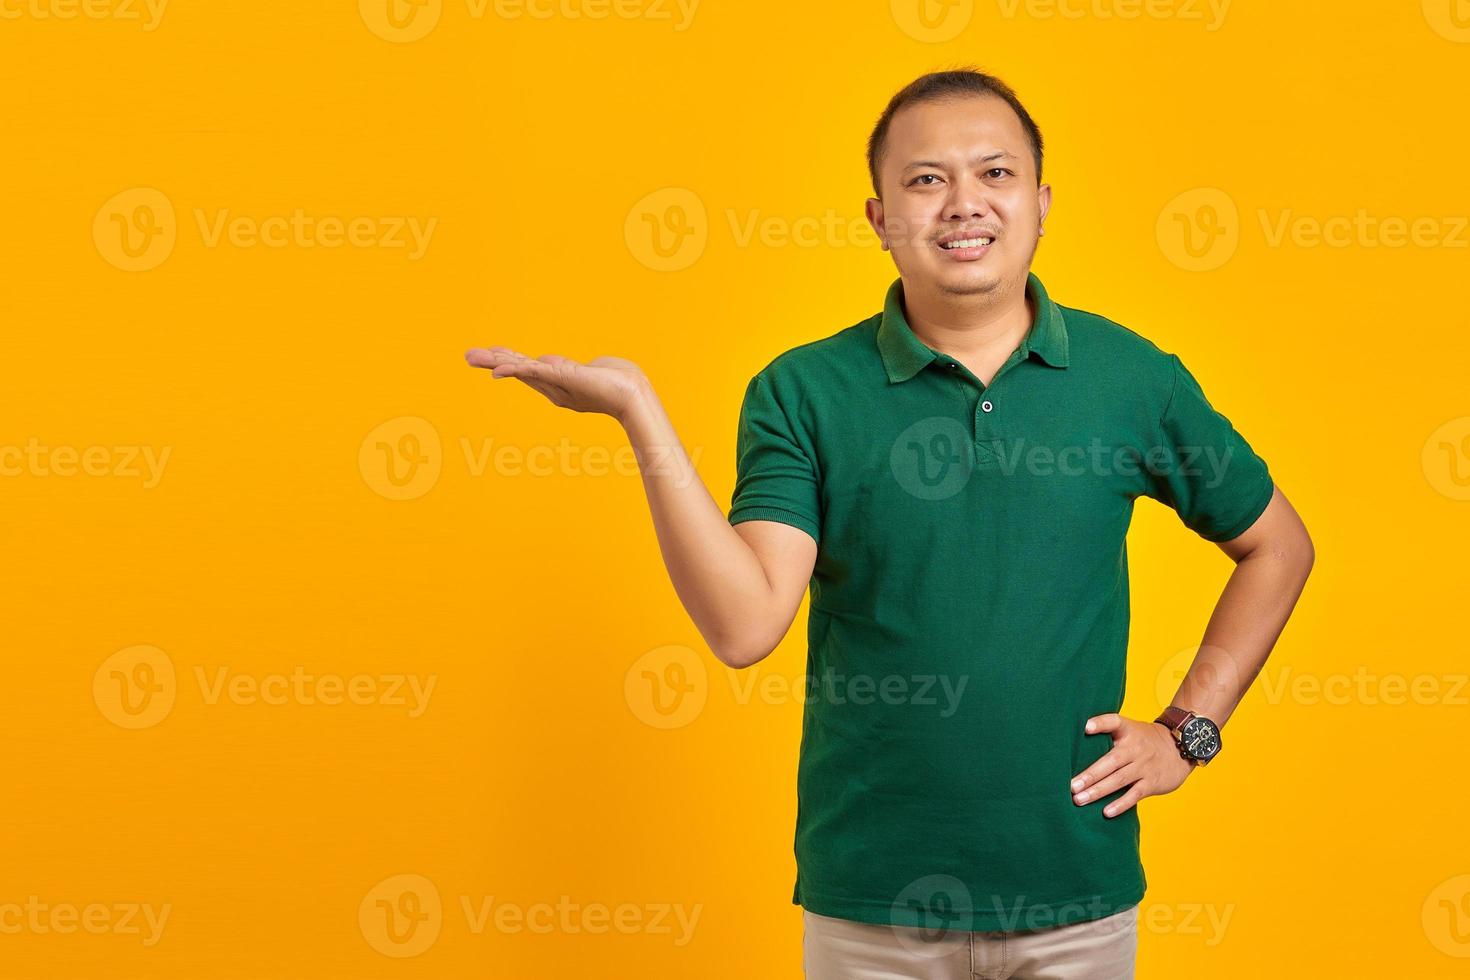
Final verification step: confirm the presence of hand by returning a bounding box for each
[465,346,650,423]
[1069,713,1195,818]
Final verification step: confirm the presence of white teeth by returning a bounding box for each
[942,237,993,249]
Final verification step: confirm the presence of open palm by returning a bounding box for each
[464,346,648,421]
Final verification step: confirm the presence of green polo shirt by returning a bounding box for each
[728,271,1273,932]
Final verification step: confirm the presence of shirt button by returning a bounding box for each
[981,399,993,413]
[948,362,959,370]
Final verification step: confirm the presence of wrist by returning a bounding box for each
[616,377,659,429]
[1153,722,1197,774]
[1154,706,1222,768]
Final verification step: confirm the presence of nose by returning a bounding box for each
[945,171,994,222]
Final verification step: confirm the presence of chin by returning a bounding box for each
[936,267,1002,295]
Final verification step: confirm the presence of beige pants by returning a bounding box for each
[802,903,1138,980]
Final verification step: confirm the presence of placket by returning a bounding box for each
[940,347,1028,467]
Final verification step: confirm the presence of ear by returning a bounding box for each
[864,197,888,251]
[1037,182,1052,233]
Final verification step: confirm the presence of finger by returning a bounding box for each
[535,355,581,383]
[1085,712,1122,735]
[465,347,537,368]
[1103,784,1145,819]
[1071,748,1130,794]
[492,360,552,380]
[465,348,506,368]
[465,346,535,368]
[1073,762,1139,806]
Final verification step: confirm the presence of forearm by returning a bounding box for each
[618,383,782,667]
[1168,545,1314,729]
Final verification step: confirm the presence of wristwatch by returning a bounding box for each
[1154,705,1222,767]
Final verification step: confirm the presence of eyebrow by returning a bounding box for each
[900,151,1016,173]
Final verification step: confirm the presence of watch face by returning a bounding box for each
[1180,716,1221,761]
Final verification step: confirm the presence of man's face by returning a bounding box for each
[865,94,1051,299]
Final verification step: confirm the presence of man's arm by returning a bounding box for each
[1167,484,1315,728]
[620,382,817,669]
[1071,485,1314,817]
[464,346,816,670]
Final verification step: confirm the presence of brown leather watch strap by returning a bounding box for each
[1156,705,1194,731]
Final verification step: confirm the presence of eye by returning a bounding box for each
[908,173,943,186]
[985,168,1014,179]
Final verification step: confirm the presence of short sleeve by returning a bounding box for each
[728,373,822,545]
[1141,353,1275,542]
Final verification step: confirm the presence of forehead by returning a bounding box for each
[884,94,1028,165]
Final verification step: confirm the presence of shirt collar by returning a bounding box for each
[876,271,1070,383]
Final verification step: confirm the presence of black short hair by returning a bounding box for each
[867,68,1045,197]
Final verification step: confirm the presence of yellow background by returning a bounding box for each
[3,0,1468,976]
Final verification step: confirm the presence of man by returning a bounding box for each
[466,68,1314,979]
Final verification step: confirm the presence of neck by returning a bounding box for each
[901,274,1035,363]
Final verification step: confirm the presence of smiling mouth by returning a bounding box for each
[939,236,995,250]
